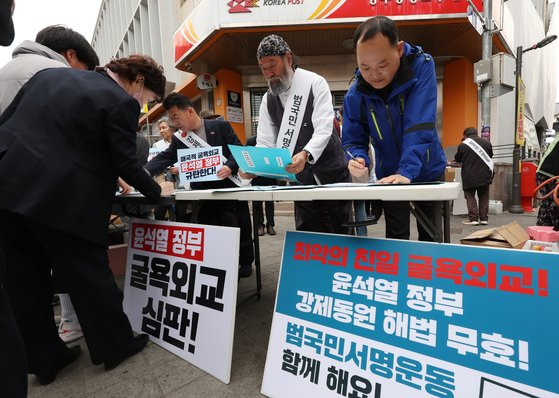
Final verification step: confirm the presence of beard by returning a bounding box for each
[267,67,293,96]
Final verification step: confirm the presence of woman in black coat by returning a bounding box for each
[0,55,173,385]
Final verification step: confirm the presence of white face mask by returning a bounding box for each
[129,80,144,106]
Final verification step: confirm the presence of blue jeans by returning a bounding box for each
[354,201,368,236]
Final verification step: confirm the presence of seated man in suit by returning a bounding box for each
[145,93,255,277]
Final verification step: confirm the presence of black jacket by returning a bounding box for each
[267,90,350,185]
[454,135,493,190]
[145,119,242,190]
[538,137,559,178]
[0,68,161,245]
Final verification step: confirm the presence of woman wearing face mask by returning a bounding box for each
[0,54,174,385]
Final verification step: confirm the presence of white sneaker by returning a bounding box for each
[480,221,488,225]
[58,320,84,343]
[462,220,479,225]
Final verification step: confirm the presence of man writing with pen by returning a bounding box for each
[342,16,446,241]
[240,34,351,234]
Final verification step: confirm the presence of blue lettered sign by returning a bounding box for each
[262,231,559,398]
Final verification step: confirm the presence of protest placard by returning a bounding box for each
[123,219,239,383]
[177,146,222,183]
[262,231,559,397]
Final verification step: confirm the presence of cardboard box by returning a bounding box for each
[107,243,128,276]
[444,167,456,182]
[460,221,530,249]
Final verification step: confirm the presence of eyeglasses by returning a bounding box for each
[147,97,162,107]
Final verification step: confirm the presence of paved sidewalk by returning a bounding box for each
[30,208,538,397]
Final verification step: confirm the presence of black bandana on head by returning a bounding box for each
[257,34,291,59]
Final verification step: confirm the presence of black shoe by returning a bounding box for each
[239,264,253,278]
[257,226,265,236]
[266,226,276,235]
[104,334,149,371]
[35,345,81,385]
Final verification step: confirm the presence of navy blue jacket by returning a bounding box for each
[342,42,446,182]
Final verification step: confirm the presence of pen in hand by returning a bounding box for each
[346,150,357,161]
[346,151,365,168]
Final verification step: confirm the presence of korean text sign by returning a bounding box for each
[262,231,559,397]
[123,219,239,384]
[228,144,297,182]
[177,146,222,183]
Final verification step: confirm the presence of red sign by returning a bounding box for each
[132,223,205,261]
[181,156,221,173]
[227,0,259,13]
[327,0,483,19]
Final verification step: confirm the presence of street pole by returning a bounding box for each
[509,45,523,213]
[480,0,492,139]
[509,34,557,214]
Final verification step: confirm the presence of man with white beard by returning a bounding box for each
[244,34,351,234]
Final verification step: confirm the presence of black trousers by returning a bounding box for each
[294,200,352,235]
[0,210,136,372]
[0,244,27,397]
[383,201,437,241]
[253,201,275,227]
[464,185,490,222]
[196,200,254,267]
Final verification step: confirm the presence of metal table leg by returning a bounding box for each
[443,201,451,243]
[237,202,262,305]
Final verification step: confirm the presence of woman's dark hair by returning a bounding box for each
[162,93,194,111]
[353,16,399,49]
[105,55,166,100]
[35,25,99,70]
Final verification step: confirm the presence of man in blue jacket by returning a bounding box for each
[342,16,446,241]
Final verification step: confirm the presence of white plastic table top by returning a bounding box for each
[174,182,461,202]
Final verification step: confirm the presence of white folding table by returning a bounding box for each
[174,182,462,301]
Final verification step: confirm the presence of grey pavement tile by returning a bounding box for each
[152,354,207,395]
[165,374,235,398]
[231,328,268,373]
[235,305,274,349]
[28,375,85,398]
[165,330,267,398]
[84,372,162,398]
[143,341,179,368]
[83,347,145,395]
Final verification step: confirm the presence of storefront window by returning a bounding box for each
[249,88,268,136]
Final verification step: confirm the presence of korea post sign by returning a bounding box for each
[262,231,559,397]
[123,219,239,384]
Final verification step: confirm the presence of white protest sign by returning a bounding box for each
[177,146,223,183]
[123,218,239,383]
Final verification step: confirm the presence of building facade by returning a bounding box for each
[91,0,196,142]
[92,0,558,207]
